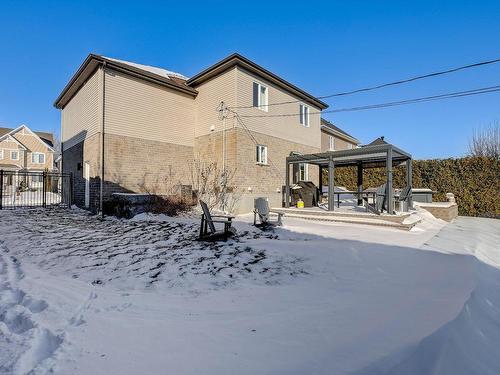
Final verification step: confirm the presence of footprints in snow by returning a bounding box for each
[0,250,62,374]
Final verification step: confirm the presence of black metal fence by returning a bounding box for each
[0,170,72,209]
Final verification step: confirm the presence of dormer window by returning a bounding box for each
[252,82,268,111]
[299,104,309,127]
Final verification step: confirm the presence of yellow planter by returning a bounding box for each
[297,199,304,208]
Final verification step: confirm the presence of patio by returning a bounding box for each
[284,139,413,214]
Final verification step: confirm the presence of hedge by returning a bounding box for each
[324,157,500,218]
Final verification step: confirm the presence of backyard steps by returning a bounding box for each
[272,207,421,231]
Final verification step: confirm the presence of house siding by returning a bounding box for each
[320,131,357,152]
[193,68,237,138]
[61,69,101,151]
[235,67,321,149]
[104,70,196,147]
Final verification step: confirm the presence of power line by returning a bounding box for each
[229,57,500,109]
[236,85,500,118]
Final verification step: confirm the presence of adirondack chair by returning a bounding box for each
[363,184,387,215]
[253,197,283,227]
[375,183,387,213]
[198,200,235,241]
[396,186,412,212]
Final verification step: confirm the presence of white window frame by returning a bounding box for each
[299,163,309,181]
[299,104,310,127]
[31,152,45,164]
[0,149,3,160]
[11,150,19,160]
[253,82,268,112]
[328,135,335,151]
[347,143,353,149]
[256,144,268,165]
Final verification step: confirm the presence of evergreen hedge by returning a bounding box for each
[324,157,500,218]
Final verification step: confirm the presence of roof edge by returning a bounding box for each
[321,125,360,144]
[54,54,198,109]
[187,53,329,110]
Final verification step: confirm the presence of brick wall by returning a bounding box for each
[103,133,194,198]
[195,128,320,213]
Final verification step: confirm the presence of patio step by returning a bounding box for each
[281,213,419,231]
[273,207,413,224]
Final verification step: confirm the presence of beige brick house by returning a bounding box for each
[0,125,56,174]
[54,53,358,213]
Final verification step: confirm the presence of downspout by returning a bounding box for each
[100,62,106,217]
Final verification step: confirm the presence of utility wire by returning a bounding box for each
[229,57,500,109]
[236,85,500,118]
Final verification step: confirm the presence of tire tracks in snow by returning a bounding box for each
[0,242,63,374]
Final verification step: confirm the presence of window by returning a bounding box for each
[31,174,43,183]
[299,104,310,127]
[11,151,19,160]
[299,163,308,181]
[347,143,353,149]
[0,149,3,160]
[256,145,267,164]
[329,135,335,151]
[31,152,45,164]
[253,82,268,111]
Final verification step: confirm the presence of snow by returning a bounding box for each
[0,207,498,374]
[103,56,188,80]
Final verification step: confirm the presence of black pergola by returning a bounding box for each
[285,143,413,214]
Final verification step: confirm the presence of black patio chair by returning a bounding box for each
[198,200,235,241]
[253,197,283,227]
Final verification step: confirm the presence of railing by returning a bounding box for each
[0,170,72,209]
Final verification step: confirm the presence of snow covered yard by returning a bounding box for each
[0,208,498,374]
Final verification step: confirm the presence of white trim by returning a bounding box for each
[299,103,310,127]
[0,149,3,160]
[328,135,335,151]
[299,163,309,181]
[0,134,28,150]
[256,144,268,164]
[31,152,45,164]
[253,81,269,112]
[0,124,55,152]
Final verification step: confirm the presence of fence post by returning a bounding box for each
[42,171,46,208]
[69,173,74,208]
[0,170,3,210]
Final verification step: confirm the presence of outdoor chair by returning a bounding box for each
[198,200,235,241]
[396,186,412,212]
[363,184,387,215]
[253,197,283,227]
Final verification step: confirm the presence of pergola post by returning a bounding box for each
[406,158,413,209]
[318,166,323,195]
[357,162,363,205]
[285,160,290,208]
[327,157,334,211]
[386,147,394,214]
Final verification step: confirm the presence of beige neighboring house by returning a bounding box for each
[54,53,358,213]
[0,125,56,178]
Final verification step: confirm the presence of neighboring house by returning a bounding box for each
[0,125,56,175]
[54,53,357,213]
[320,118,359,152]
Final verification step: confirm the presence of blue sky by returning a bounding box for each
[1,0,499,159]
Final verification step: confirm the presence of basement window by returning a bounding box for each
[256,145,268,164]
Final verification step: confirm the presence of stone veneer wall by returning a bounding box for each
[103,133,194,198]
[195,128,320,213]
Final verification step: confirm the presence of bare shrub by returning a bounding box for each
[469,121,500,159]
[189,158,241,213]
